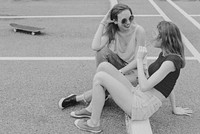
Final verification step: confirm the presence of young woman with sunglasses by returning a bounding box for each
[59,3,147,109]
[72,21,192,133]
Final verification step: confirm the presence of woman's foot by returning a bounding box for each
[74,119,102,133]
[58,94,78,109]
[58,93,109,110]
[70,108,91,118]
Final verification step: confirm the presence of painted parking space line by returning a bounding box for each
[148,0,200,63]
[190,15,200,17]
[0,57,94,61]
[0,56,196,61]
[0,15,162,19]
[109,0,117,8]
[167,0,200,30]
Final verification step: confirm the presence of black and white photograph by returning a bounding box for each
[0,0,199,134]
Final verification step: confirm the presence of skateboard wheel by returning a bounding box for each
[31,32,35,35]
[13,29,17,32]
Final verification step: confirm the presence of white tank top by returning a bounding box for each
[108,24,139,63]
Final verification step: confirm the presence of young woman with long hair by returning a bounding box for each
[59,3,147,109]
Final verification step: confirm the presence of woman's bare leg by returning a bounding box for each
[86,67,135,126]
[96,62,134,89]
[75,48,110,103]
[76,62,135,103]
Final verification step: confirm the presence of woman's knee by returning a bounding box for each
[93,71,107,83]
[97,62,112,72]
[93,72,107,92]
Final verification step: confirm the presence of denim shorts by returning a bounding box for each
[130,86,162,121]
[96,46,127,69]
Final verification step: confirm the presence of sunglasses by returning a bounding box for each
[121,15,134,24]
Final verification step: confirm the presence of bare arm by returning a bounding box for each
[169,90,176,111]
[137,60,175,92]
[91,9,112,51]
[136,47,175,92]
[91,24,109,51]
[120,59,137,74]
[169,90,193,116]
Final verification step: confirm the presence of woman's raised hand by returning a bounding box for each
[137,46,147,60]
[101,9,114,25]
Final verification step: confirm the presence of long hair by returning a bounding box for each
[157,21,185,68]
[104,3,133,44]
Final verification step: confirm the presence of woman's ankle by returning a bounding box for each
[76,93,90,105]
[87,119,100,127]
[76,94,84,102]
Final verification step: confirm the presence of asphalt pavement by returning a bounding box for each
[0,0,200,134]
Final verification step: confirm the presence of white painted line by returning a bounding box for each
[0,15,104,19]
[0,15,161,19]
[148,56,196,60]
[110,0,118,8]
[135,15,161,17]
[0,57,95,61]
[148,0,200,63]
[167,0,200,30]
[190,15,200,17]
[148,0,171,21]
[0,56,195,61]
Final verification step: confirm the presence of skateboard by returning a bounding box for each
[10,23,45,35]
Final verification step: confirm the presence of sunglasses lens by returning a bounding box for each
[121,15,134,24]
[129,16,134,22]
[121,18,127,24]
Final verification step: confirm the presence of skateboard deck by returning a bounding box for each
[10,23,45,35]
